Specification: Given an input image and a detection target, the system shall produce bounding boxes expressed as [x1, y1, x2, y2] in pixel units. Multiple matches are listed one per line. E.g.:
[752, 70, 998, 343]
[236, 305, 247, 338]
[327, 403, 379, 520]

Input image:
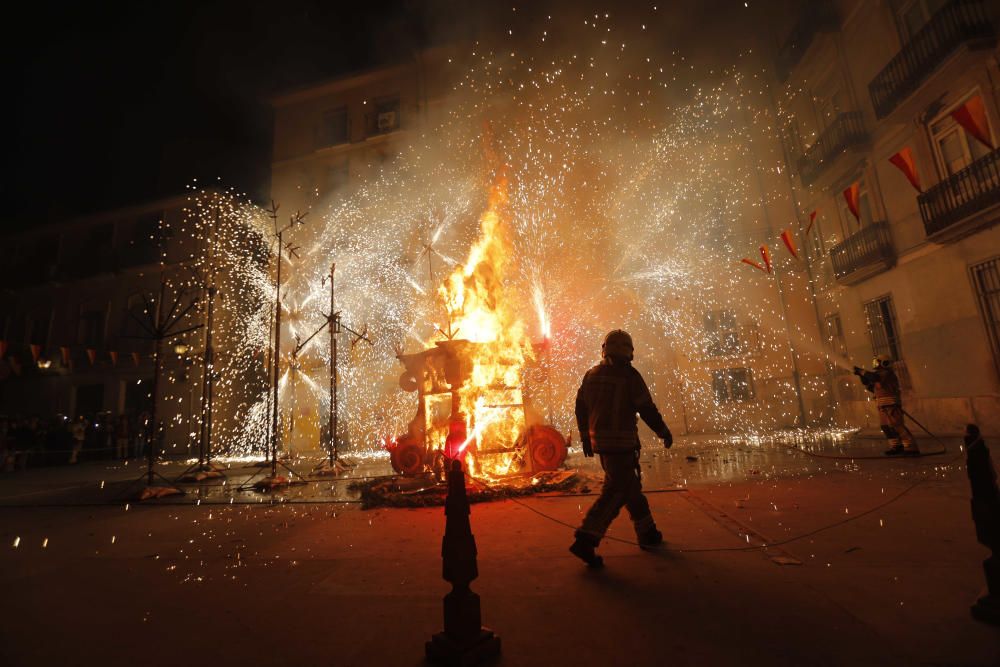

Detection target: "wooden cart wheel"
[526, 425, 567, 471]
[395, 440, 426, 475]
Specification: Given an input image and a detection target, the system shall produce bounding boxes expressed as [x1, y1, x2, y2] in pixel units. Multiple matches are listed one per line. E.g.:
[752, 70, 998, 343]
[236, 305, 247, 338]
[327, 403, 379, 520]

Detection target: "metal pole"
[427, 248, 434, 288]
[147, 280, 165, 486]
[327, 262, 337, 469]
[271, 229, 283, 479]
[204, 288, 215, 463]
[199, 207, 219, 466]
[333, 323, 339, 463]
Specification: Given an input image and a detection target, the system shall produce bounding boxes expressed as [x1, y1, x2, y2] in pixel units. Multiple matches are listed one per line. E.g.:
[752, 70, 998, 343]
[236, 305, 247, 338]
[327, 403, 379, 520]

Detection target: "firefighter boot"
[638, 528, 663, 550]
[569, 532, 604, 568]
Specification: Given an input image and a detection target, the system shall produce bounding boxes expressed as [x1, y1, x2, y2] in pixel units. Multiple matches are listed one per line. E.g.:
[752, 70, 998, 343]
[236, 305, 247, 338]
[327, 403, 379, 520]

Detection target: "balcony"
[796, 112, 868, 187]
[868, 0, 995, 120]
[829, 221, 896, 285]
[775, 1, 839, 81]
[919, 148, 1000, 240]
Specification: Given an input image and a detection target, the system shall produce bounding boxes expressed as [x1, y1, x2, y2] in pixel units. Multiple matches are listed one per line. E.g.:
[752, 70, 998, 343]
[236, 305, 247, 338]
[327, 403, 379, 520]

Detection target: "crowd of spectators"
[0, 411, 152, 471]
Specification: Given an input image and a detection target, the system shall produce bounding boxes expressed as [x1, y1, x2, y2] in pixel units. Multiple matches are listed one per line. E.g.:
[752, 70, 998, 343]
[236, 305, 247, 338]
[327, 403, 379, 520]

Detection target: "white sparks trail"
[160, 10, 840, 458]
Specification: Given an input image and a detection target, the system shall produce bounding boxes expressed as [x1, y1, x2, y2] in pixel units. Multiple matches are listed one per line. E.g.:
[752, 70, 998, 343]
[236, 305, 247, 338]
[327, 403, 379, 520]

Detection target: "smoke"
[196, 2, 845, 455]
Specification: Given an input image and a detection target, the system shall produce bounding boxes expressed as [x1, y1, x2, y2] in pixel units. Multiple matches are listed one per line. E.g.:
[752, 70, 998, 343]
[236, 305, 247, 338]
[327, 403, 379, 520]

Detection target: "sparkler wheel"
[393, 440, 426, 475]
[524, 425, 567, 472]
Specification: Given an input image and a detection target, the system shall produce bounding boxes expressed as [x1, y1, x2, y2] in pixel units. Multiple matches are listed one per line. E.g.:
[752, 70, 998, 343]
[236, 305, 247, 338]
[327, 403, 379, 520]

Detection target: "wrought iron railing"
[868, 0, 995, 119]
[775, 1, 839, 81]
[919, 148, 1000, 236]
[830, 221, 895, 281]
[796, 112, 868, 186]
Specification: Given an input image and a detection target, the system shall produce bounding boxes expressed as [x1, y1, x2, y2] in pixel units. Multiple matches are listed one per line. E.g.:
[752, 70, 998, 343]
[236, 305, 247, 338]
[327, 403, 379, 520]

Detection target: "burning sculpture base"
[351, 469, 595, 509]
[391, 339, 568, 478]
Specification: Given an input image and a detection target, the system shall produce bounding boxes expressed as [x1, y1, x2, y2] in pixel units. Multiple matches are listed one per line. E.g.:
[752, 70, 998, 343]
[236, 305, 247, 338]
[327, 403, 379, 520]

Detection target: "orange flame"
[434, 177, 534, 476]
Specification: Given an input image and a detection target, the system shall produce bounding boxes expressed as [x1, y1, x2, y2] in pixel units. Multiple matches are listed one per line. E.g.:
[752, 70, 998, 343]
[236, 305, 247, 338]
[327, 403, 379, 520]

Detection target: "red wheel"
[395, 441, 426, 475]
[525, 425, 567, 471]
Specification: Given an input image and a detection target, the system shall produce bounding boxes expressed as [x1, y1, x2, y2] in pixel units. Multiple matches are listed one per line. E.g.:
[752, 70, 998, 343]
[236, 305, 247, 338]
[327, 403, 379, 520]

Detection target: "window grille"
[971, 257, 1000, 378]
[863, 295, 901, 360]
[711, 368, 756, 403]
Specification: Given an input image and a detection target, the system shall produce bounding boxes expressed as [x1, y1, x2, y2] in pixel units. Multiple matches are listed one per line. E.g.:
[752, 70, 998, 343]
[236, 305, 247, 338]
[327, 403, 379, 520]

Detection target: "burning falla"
[389, 179, 567, 478]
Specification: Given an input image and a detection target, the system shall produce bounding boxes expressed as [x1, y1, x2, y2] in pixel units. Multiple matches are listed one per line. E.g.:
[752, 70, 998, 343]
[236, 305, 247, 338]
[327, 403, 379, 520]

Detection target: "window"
[317, 107, 348, 147]
[898, 0, 948, 40]
[711, 368, 755, 403]
[119, 213, 162, 268]
[815, 85, 843, 126]
[930, 93, 994, 178]
[822, 313, 849, 371]
[863, 295, 902, 361]
[971, 257, 1000, 378]
[121, 294, 148, 339]
[326, 161, 349, 191]
[78, 303, 107, 347]
[704, 310, 739, 357]
[367, 96, 400, 136]
[837, 180, 874, 237]
[24, 311, 51, 346]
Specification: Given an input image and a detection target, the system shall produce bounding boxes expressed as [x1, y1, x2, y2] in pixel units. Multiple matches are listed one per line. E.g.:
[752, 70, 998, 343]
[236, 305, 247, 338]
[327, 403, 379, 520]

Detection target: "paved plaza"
[1, 434, 998, 666]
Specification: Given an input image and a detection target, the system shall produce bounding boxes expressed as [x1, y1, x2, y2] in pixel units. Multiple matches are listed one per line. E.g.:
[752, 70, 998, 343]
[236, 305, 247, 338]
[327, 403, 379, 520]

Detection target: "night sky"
[3, 0, 777, 232]
[3, 0, 438, 230]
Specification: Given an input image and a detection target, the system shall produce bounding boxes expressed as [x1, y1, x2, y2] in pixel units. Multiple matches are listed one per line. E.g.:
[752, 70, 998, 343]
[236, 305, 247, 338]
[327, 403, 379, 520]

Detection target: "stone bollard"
[426, 459, 501, 665]
[965, 424, 1000, 625]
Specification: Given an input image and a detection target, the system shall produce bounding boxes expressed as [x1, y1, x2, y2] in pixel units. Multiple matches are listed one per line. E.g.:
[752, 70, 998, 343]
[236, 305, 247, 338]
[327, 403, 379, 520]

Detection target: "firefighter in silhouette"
[854, 356, 919, 456]
[569, 330, 673, 567]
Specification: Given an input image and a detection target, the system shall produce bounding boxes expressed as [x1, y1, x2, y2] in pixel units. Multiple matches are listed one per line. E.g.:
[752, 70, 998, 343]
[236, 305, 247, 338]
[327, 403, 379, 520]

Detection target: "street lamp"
[173, 341, 190, 355]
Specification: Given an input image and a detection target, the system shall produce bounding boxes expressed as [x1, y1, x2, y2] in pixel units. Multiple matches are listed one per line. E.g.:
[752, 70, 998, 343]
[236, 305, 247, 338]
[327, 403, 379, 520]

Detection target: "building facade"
[0, 192, 262, 457]
[775, 0, 1000, 435]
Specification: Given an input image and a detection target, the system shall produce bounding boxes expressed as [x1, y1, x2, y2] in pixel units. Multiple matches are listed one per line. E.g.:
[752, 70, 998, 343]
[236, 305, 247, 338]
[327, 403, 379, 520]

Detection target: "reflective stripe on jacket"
[873, 367, 901, 407]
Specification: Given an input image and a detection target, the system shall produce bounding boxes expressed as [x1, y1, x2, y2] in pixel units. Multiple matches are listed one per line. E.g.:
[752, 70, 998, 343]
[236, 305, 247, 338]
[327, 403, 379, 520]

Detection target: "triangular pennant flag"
[0, 340, 7, 359]
[780, 230, 799, 259]
[109, 350, 118, 366]
[86, 348, 97, 366]
[741, 258, 767, 272]
[843, 182, 860, 221]
[60, 346, 71, 367]
[759, 244, 773, 274]
[888, 147, 922, 192]
[951, 95, 994, 150]
[29, 344, 42, 362]
[131, 351, 141, 367]
[805, 210, 818, 235]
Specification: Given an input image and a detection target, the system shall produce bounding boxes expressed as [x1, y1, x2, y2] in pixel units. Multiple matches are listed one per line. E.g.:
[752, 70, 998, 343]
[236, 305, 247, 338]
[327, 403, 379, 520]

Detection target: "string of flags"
[779, 93, 995, 269]
[0, 340, 151, 375]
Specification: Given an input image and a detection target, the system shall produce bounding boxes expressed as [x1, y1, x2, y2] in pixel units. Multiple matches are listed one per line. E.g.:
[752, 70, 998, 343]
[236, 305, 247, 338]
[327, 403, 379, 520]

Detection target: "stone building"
[774, 0, 1000, 435]
[0, 192, 264, 457]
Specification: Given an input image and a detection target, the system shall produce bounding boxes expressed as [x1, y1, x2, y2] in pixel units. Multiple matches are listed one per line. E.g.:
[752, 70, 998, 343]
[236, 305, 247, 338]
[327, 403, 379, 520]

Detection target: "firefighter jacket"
[869, 367, 902, 407]
[575, 358, 670, 453]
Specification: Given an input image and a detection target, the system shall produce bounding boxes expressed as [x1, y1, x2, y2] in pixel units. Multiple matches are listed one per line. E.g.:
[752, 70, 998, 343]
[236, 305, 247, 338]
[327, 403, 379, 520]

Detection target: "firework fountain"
[156, 9, 854, 471]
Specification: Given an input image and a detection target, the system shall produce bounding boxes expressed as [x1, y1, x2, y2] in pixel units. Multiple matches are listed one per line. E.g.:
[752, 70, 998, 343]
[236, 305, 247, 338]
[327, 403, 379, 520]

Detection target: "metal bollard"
[965, 424, 1000, 625]
[426, 459, 501, 664]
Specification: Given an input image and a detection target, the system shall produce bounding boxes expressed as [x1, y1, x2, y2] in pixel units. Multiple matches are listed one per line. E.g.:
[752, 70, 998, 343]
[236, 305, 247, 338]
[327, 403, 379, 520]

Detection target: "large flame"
[434, 178, 535, 475]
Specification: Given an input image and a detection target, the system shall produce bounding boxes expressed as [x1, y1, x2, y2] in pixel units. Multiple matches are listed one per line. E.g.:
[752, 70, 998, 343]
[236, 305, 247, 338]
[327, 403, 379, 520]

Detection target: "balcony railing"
[775, 1, 839, 81]
[796, 112, 868, 186]
[919, 148, 1000, 237]
[830, 221, 895, 284]
[868, 0, 995, 119]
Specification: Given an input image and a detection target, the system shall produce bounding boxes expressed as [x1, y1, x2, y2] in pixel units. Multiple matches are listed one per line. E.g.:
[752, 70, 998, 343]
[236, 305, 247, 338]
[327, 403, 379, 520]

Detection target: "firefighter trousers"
[576, 450, 656, 545]
[879, 404, 917, 450]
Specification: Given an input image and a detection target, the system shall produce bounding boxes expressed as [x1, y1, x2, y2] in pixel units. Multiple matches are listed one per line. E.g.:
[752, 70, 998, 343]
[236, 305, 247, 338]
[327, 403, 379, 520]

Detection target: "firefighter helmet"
[601, 329, 634, 361]
[872, 355, 893, 370]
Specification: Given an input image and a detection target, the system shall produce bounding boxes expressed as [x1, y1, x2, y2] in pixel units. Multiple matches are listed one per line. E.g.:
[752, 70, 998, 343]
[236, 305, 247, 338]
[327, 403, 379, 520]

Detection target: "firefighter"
[854, 356, 919, 456]
[569, 329, 673, 567]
